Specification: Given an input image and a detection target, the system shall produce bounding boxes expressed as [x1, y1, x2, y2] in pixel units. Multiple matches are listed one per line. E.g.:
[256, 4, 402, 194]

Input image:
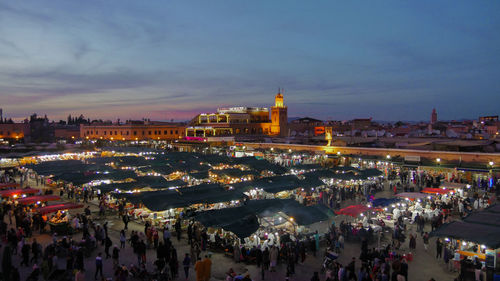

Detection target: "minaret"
[271, 89, 288, 136]
[431, 108, 437, 125]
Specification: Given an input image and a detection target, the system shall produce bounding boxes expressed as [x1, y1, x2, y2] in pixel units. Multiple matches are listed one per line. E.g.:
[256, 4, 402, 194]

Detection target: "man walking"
[95, 253, 103, 280]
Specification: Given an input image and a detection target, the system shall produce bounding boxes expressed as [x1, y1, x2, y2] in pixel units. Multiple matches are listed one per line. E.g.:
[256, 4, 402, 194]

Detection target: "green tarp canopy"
[430, 221, 500, 248]
[210, 169, 259, 178]
[194, 199, 331, 238]
[290, 164, 323, 171]
[96, 178, 187, 192]
[114, 183, 246, 211]
[431, 204, 500, 248]
[52, 170, 136, 185]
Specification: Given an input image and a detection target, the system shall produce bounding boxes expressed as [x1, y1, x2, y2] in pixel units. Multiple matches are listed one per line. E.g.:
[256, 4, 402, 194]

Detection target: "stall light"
[289, 217, 294, 222]
[489, 161, 494, 166]
[462, 242, 467, 246]
[391, 204, 395, 208]
[36, 201, 41, 205]
[386, 155, 391, 159]
[275, 232, 279, 236]
[481, 245, 486, 249]
[360, 213, 364, 217]
[384, 208, 388, 211]
[445, 238, 450, 242]
[436, 158, 441, 163]
[13, 194, 17, 198]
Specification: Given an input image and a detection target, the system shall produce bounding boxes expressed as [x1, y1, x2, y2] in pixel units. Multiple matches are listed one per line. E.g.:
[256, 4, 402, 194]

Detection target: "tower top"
[275, 90, 284, 108]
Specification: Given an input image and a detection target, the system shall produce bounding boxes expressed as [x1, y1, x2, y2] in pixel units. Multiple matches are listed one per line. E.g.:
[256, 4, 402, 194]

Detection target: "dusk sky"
[1, 1, 499, 122]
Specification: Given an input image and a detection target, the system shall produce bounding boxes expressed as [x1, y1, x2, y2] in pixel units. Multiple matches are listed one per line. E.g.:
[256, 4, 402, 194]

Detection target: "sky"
[1, 1, 499, 122]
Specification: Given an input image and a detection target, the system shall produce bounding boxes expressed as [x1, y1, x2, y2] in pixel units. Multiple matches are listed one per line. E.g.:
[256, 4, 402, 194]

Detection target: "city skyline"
[1, 1, 499, 121]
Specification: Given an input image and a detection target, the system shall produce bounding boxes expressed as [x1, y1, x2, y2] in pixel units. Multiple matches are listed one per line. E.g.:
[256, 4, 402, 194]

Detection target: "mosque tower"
[431, 108, 437, 125]
[271, 89, 288, 136]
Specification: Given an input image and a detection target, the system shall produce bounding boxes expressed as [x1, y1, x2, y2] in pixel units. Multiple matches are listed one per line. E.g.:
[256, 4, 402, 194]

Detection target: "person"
[75, 268, 85, 281]
[270, 246, 278, 272]
[194, 257, 204, 281]
[202, 255, 212, 281]
[311, 271, 320, 281]
[31, 238, 40, 264]
[422, 232, 429, 251]
[112, 246, 120, 268]
[183, 253, 191, 280]
[21, 242, 31, 266]
[122, 214, 129, 230]
[474, 257, 482, 281]
[347, 257, 356, 281]
[105, 236, 112, 258]
[120, 230, 126, 249]
[409, 234, 416, 250]
[95, 253, 103, 280]
[436, 239, 443, 259]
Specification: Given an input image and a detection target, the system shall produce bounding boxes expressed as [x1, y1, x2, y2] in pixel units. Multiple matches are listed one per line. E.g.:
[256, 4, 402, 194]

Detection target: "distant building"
[185, 91, 288, 138]
[0, 123, 30, 141]
[80, 120, 185, 141]
[479, 116, 498, 123]
[351, 118, 373, 130]
[431, 108, 437, 124]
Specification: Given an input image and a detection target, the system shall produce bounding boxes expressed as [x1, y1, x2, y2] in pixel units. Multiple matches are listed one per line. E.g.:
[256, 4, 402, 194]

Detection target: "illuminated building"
[271, 90, 288, 137]
[80, 121, 185, 141]
[0, 123, 29, 141]
[185, 91, 288, 137]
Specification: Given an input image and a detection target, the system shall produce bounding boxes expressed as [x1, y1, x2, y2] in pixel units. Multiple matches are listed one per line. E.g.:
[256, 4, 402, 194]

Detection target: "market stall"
[431, 204, 500, 276]
[36, 203, 84, 234]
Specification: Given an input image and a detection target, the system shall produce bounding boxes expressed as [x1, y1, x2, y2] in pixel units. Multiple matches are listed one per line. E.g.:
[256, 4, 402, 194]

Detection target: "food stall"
[431, 204, 500, 278]
[36, 203, 84, 234]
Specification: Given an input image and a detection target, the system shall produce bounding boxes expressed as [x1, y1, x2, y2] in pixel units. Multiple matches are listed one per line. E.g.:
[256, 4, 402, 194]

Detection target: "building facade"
[185, 91, 288, 138]
[0, 123, 30, 141]
[80, 121, 185, 141]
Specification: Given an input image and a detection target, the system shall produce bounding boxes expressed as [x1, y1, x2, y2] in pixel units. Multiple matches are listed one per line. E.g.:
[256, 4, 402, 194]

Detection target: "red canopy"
[395, 192, 430, 199]
[0, 183, 20, 189]
[16, 195, 60, 205]
[36, 203, 84, 214]
[336, 205, 369, 217]
[0, 188, 39, 198]
[421, 188, 452, 195]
